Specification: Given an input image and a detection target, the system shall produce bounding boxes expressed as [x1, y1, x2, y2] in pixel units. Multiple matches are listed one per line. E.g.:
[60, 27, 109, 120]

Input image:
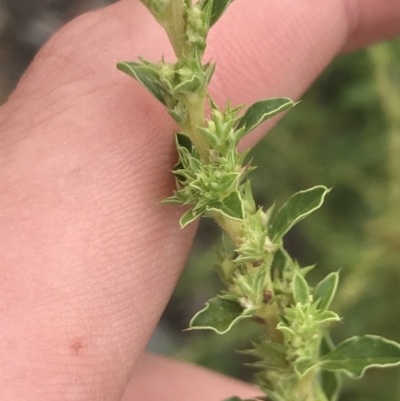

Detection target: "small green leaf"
[189, 297, 249, 334]
[199, 0, 213, 31]
[204, 62, 217, 86]
[159, 195, 184, 205]
[314, 272, 339, 310]
[197, 126, 221, 149]
[202, 0, 235, 27]
[315, 310, 340, 325]
[176, 132, 193, 152]
[173, 72, 202, 94]
[271, 247, 293, 279]
[180, 209, 199, 228]
[321, 335, 400, 378]
[217, 173, 239, 194]
[173, 133, 194, 174]
[241, 181, 256, 215]
[221, 191, 244, 219]
[208, 191, 245, 221]
[293, 274, 310, 305]
[236, 98, 295, 137]
[269, 186, 330, 242]
[117, 61, 166, 105]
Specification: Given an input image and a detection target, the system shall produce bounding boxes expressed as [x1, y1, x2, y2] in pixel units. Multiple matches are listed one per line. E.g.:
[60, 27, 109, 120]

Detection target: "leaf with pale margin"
[159, 195, 184, 205]
[173, 73, 202, 94]
[173, 133, 194, 178]
[117, 61, 166, 105]
[198, 126, 221, 149]
[180, 210, 199, 228]
[294, 357, 318, 378]
[314, 272, 339, 310]
[293, 274, 309, 305]
[269, 186, 330, 242]
[242, 180, 257, 214]
[236, 98, 295, 138]
[321, 335, 400, 378]
[207, 191, 245, 221]
[315, 310, 340, 325]
[272, 247, 293, 279]
[219, 173, 240, 194]
[189, 297, 250, 334]
[176, 132, 193, 152]
[204, 62, 217, 86]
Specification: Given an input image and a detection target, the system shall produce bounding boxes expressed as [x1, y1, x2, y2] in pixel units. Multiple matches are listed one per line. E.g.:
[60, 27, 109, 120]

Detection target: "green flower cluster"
[161, 100, 252, 228]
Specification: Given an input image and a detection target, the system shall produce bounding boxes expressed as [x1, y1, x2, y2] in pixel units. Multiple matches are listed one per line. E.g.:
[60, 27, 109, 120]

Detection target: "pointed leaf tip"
[189, 297, 249, 334]
[207, 0, 235, 27]
[117, 61, 167, 105]
[179, 209, 199, 228]
[236, 98, 295, 138]
[293, 274, 310, 305]
[269, 185, 330, 243]
[314, 272, 339, 310]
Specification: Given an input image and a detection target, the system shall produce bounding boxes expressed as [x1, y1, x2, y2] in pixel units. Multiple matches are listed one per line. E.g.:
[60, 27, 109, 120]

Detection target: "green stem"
[161, 0, 192, 58]
[159, 1, 211, 159]
[259, 302, 283, 343]
[181, 93, 210, 160]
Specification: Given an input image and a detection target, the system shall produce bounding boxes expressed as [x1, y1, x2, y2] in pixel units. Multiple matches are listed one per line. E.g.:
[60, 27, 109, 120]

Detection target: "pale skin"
[0, 0, 399, 400]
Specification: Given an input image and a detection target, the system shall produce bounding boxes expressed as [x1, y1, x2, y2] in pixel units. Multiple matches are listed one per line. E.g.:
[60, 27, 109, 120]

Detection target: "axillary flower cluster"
[117, 1, 400, 400]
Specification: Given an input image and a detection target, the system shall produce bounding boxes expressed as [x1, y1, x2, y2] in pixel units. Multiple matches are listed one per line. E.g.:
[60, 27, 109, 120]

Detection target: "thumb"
[1, 2, 194, 400]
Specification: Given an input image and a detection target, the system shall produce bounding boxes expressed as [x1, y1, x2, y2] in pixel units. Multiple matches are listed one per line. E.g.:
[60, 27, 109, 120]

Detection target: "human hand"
[1, 1, 399, 400]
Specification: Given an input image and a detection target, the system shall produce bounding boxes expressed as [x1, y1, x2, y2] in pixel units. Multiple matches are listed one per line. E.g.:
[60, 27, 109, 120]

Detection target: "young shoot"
[117, 1, 400, 400]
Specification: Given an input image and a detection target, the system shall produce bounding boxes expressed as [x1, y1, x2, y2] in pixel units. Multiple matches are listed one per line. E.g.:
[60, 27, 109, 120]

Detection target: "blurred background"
[1, 1, 400, 400]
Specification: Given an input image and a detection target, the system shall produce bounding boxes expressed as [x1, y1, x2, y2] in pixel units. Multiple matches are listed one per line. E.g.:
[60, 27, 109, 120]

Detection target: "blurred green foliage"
[165, 39, 400, 401]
